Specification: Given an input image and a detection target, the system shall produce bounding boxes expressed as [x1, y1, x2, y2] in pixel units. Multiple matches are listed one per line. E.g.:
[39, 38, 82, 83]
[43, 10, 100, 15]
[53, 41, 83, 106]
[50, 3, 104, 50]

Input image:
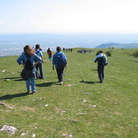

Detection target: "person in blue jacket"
[35, 44, 44, 79]
[52, 46, 67, 85]
[94, 50, 108, 83]
[17, 45, 42, 94]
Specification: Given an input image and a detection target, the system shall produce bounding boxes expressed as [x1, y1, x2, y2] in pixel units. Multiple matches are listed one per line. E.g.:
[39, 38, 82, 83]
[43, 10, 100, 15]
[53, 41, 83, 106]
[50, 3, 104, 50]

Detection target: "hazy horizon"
[0, 33, 138, 57]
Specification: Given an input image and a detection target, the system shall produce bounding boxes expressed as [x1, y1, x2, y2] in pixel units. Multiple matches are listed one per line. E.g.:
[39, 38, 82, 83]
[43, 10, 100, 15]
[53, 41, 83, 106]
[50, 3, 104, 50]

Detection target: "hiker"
[47, 48, 52, 61]
[17, 45, 42, 94]
[52, 46, 67, 85]
[35, 44, 44, 79]
[94, 50, 108, 83]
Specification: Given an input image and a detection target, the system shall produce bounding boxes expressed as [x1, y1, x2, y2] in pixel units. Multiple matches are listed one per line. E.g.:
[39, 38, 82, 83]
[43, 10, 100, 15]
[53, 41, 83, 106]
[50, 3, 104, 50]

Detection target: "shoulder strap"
[36, 50, 39, 55]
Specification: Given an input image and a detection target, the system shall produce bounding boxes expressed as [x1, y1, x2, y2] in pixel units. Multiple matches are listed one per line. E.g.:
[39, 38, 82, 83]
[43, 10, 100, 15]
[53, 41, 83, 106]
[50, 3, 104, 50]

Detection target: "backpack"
[57, 53, 67, 69]
[102, 56, 108, 66]
[25, 58, 34, 70]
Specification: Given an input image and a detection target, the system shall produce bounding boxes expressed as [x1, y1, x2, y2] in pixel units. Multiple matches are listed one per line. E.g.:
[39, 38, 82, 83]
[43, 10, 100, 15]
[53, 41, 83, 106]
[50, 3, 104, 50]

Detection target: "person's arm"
[104, 55, 107, 61]
[34, 54, 42, 66]
[94, 57, 97, 63]
[17, 54, 24, 65]
[39, 51, 44, 62]
[34, 61, 39, 66]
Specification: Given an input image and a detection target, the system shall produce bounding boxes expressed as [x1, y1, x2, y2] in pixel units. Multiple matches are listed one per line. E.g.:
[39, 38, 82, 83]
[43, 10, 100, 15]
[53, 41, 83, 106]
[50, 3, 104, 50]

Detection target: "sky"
[0, 0, 138, 34]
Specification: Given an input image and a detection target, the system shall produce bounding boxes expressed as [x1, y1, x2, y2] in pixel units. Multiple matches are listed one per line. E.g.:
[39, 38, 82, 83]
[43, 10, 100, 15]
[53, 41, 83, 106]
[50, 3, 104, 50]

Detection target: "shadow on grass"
[129, 60, 138, 63]
[91, 69, 97, 71]
[0, 93, 28, 100]
[36, 82, 56, 87]
[1, 77, 23, 81]
[80, 80, 100, 84]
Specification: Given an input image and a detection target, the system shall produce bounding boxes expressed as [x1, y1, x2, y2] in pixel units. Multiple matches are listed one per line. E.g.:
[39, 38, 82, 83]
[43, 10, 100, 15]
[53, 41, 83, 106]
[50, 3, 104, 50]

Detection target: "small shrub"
[106, 51, 112, 56]
[96, 50, 112, 56]
[96, 51, 100, 55]
[132, 50, 138, 58]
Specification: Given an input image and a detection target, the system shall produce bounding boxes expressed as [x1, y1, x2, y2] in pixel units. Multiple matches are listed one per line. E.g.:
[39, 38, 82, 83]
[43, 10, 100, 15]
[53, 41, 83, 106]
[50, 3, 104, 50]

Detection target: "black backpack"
[102, 56, 108, 66]
[25, 57, 34, 70]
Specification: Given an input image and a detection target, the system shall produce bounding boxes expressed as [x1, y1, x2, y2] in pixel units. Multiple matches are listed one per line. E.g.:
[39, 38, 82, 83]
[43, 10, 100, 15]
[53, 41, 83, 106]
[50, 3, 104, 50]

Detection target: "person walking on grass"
[47, 47, 53, 61]
[17, 45, 42, 94]
[94, 50, 108, 83]
[35, 44, 44, 79]
[52, 46, 67, 85]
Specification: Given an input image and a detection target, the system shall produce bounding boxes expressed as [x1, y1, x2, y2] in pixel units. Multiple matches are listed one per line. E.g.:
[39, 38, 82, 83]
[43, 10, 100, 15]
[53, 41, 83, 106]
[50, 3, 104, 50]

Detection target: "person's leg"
[49, 56, 52, 61]
[30, 77, 36, 92]
[39, 63, 44, 79]
[98, 67, 102, 82]
[56, 68, 64, 82]
[35, 64, 39, 78]
[56, 69, 60, 82]
[101, 67, 104, 82]
[26, 78, 31, 92]
[50, 57, 52, 61]
[35, 64, 39, 71]
[60, 68, 64, 82]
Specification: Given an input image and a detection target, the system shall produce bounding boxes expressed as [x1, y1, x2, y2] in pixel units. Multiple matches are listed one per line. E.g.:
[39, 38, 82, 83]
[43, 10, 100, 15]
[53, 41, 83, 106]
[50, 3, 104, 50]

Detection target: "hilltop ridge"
[95, 43, 138, 49]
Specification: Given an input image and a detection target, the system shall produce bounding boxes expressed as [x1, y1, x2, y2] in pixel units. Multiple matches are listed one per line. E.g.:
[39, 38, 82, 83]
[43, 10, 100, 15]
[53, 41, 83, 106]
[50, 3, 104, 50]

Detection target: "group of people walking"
[17, 45, 67, 94]
[17, 45, 107, 94]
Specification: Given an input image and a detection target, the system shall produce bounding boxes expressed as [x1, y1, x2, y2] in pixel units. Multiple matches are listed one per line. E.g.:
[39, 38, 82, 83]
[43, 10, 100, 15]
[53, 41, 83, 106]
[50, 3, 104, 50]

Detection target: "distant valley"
[0, 33, 138, 56]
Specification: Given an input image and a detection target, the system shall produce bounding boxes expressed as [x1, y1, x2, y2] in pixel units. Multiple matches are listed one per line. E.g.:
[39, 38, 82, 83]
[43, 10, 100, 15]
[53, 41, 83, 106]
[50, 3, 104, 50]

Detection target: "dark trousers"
[98, 66, 104, 82]
[36, 63, 44, 79]
[56, 68, 64, 82]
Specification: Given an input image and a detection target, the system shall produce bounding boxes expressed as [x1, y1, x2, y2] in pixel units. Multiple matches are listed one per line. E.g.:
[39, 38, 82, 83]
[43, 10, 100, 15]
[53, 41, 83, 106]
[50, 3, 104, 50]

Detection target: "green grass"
[0, 48, 138, 138]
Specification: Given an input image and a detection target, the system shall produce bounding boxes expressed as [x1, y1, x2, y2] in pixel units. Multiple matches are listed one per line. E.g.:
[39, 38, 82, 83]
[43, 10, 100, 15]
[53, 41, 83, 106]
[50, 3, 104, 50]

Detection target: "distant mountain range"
[95, 43, 138, 49]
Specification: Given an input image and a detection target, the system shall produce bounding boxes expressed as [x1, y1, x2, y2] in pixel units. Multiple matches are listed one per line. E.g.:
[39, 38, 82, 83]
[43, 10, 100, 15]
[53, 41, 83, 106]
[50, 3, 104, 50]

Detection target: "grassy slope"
[0, 48, 138, 138]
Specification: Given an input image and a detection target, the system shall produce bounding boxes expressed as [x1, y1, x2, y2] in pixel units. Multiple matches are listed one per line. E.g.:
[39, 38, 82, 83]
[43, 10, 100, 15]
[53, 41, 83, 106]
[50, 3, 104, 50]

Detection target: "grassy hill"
[0, 48, 138, 137]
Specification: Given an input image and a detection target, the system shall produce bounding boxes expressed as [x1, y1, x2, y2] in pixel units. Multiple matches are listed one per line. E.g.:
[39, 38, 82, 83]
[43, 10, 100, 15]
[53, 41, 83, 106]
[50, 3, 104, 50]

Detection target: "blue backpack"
[57, 53, 67, 69]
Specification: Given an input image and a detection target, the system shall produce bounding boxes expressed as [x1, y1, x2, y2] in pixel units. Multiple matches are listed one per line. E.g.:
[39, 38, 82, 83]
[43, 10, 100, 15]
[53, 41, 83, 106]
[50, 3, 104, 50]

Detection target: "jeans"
[36, 63, 44, 78]
[26, 77, 36, 92]
[56, 68, 64, 82]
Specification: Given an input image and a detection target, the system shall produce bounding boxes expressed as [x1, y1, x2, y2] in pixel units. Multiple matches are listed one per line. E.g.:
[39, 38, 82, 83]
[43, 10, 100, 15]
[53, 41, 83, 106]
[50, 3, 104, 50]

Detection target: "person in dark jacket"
[17, 45, 41, 94]
[52, 46, 67, 85]
[94, 50, 107, 83]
